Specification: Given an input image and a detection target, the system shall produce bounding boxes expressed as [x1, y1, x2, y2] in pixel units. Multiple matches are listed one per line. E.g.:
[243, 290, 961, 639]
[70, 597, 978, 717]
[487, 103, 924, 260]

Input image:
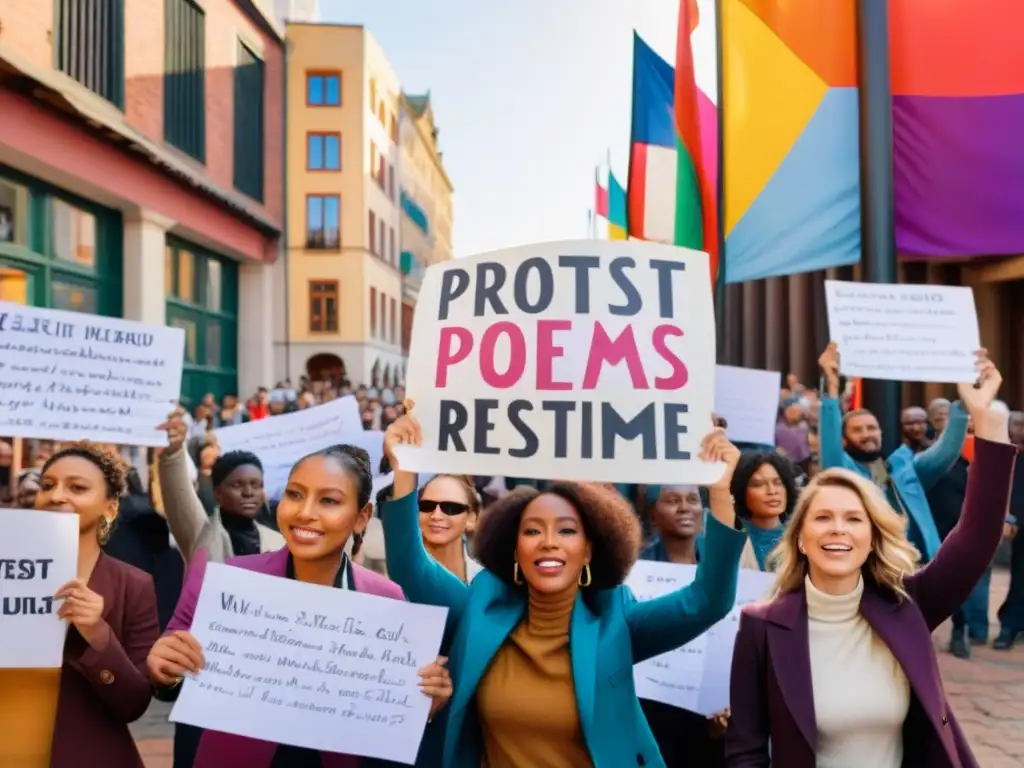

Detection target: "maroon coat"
[726, 436, 1017, 768]
[51, 552, 161, 767]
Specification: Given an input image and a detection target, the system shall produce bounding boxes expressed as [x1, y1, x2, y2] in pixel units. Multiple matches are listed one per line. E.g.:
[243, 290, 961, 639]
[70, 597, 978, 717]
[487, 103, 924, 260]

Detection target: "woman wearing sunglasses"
[418, 475, 483, 584]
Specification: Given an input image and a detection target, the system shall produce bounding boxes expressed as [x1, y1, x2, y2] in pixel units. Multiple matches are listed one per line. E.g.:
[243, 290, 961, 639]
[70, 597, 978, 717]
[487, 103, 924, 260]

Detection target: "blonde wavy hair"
[769, 468, 921, 601]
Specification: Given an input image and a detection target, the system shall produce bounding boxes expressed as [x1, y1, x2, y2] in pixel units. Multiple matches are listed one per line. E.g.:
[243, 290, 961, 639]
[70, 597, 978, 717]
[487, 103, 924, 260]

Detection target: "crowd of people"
[1, 344, 1022, 767]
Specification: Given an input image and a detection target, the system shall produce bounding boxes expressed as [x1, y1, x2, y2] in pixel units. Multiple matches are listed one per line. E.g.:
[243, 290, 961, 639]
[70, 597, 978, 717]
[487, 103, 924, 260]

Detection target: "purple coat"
[166, 548, 405, 768]
[726, 437, 1017, 768]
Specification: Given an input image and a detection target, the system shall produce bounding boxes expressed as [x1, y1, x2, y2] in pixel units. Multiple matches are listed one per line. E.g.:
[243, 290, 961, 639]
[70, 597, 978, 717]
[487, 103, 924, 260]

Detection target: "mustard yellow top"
[475, 587, 593, 768]
[0, 669, 61, 767]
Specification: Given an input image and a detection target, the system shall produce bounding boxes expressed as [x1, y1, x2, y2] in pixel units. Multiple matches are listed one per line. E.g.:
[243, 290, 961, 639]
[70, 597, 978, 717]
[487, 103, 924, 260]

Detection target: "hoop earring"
[97, 517, 112, 546]
[513, 561, 524, 585]
[579, 564, 592, 588]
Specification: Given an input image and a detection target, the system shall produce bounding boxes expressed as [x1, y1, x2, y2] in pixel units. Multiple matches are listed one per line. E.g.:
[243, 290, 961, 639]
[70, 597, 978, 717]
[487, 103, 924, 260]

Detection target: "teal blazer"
[382, 491, 748, 768]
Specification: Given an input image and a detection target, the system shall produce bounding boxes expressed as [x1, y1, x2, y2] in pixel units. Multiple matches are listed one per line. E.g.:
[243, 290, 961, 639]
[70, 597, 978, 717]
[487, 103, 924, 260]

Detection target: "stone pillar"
[238, 261, 276, 396]
[122, 210, 174, 325]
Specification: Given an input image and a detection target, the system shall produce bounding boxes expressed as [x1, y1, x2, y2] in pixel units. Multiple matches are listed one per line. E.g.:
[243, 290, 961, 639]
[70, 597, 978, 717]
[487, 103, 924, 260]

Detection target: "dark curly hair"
[291, 444, 373, 509]
[41, 442, 130, 499]
[211, 450, 263, 488]
[730, 451, 799, 522]
[419, 474, 480, 512]
[471, 481, 642, 591]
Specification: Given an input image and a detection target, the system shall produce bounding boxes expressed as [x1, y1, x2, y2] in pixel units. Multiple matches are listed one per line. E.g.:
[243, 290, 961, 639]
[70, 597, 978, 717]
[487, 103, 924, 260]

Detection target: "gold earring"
[97, 517, 112, 545]
[513, 561, 524, 585]
[579, 564, 592, 587]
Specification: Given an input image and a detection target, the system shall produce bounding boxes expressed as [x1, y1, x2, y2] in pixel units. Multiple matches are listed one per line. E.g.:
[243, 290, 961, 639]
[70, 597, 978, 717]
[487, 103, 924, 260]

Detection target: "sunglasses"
[417, 499, 471, 516]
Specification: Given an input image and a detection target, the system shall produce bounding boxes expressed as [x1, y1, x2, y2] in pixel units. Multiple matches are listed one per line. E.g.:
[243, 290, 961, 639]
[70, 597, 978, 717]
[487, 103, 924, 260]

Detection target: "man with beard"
[816, 342, 968, 561]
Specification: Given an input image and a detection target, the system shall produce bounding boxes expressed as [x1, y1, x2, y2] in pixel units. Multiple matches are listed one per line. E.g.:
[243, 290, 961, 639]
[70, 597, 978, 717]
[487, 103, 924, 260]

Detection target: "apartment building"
[279, 22, 417, 386]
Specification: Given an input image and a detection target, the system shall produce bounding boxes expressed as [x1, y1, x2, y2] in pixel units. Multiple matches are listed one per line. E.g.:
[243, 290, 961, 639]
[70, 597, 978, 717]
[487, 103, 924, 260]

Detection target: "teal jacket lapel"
[443, 595, 522, 766]
[570, 595, 599, 760]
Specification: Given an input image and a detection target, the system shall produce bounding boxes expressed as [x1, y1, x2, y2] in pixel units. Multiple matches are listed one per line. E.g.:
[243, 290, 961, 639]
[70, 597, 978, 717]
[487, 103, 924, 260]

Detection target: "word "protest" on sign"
[396, 240, 723, 485]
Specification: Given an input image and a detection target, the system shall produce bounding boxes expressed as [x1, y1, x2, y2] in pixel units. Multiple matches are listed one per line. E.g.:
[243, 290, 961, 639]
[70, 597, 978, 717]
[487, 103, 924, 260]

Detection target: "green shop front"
[0, 166, 241, 407]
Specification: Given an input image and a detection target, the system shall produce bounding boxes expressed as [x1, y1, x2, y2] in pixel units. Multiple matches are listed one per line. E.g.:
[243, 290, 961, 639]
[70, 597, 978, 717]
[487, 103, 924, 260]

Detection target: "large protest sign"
[0, 302, 185, 446]
[0, 510, 78, 668]
[171, 563, 447, 764]
[824, 281, 980, 384]
[394, 240, 724, 485]
[214, 397, 379, 498]
[714, 365, 780, 446]
[626, 560, 773, 716]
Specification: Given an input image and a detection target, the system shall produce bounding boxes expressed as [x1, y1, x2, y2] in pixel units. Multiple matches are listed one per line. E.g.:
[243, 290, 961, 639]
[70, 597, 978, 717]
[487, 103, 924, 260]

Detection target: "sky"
[319, 0, 715, 258]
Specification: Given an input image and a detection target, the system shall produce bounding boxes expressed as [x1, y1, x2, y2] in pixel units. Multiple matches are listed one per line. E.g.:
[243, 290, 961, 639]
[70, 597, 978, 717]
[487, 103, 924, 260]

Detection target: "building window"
[369, 286, 378, 337]
[307, 72, 341, 106]
[307, 133, 341, 171]
[309, 280, 339, 333]
[379, 291, 387, 341]
[0, 171, 121, 314]
[371, 143, 386, 189]
[388, 227, 395, 265]
[368, 210, 376, 255]
[387, 165, 395, 200]
[306, 195, 340, 250]
[369, 78, 377, 113]
[378, 220, 385, 261]
[165, 236, 238, 403]
[233, 41, 264, 201]
[389, 113, 398, 143]
[55, 0, 125, 107]
[378, 102, 386, 126]
[389, 296, 397, 343]
[164, 0, 206, 162]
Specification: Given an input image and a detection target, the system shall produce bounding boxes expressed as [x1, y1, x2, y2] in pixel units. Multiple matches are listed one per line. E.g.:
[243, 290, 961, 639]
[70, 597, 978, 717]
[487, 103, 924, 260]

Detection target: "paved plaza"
[133, 569, 1024, 768]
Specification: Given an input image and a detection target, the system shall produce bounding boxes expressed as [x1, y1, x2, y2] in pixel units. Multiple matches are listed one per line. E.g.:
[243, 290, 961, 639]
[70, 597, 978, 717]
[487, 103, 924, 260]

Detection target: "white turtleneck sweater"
[805, 575, 910, 768]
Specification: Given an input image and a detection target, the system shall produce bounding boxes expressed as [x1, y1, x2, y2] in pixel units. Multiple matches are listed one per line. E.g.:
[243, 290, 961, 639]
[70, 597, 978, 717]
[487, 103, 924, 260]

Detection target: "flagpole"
[714, 0, 728, 363]
[856, 0, 900, 455]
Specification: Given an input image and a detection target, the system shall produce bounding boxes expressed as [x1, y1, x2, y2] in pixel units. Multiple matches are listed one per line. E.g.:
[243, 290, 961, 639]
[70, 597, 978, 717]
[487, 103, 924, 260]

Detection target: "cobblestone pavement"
[134, 570, 1024, 767]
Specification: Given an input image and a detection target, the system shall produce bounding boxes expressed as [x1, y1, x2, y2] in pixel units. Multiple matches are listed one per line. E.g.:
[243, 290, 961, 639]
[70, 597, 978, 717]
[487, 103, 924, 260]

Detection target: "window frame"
[164, 235, 239, 404]
[163, 0, 206, 163]
[306, 71, 342, 107]
[308, 279, 340, 333]
[307, 132, 341, 172]
[305, 194, 341, 251]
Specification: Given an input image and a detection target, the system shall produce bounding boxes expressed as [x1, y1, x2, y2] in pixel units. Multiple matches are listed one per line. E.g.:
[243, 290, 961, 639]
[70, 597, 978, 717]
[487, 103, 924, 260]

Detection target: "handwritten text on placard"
[626, 560, 773, 716]
[0, 510, 78, 668]
[214, 397, 380, 499]
[824, 281, 980, 384]
[395, 240, 723, 485]
[0, 302, 185, 445]
[170, 564, 447, 764]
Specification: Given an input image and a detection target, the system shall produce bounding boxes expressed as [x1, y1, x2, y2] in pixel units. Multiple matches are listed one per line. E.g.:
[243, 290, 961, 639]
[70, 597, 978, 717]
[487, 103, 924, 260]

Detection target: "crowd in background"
[3, 352, 1024, 766]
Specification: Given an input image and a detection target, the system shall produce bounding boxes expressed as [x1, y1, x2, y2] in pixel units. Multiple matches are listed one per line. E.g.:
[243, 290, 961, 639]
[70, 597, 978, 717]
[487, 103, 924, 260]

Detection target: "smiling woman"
[148, 443, 453, 768]
[380, 407, 750, 768]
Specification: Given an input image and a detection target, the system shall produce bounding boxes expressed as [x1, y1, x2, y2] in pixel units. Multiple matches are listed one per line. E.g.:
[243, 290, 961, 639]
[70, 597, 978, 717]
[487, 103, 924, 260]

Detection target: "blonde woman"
[726, 353, 1015, 768]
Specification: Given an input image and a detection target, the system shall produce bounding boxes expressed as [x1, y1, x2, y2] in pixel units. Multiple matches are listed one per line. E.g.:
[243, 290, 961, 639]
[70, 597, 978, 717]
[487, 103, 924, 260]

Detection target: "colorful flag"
[721, 0, 860, 282]
[608, 171, 628, 240]
[674, 0, 719, 280]
[595, 167, 609, 219]
[890, 1, 1024, 256]
[627, 34, 677, 243]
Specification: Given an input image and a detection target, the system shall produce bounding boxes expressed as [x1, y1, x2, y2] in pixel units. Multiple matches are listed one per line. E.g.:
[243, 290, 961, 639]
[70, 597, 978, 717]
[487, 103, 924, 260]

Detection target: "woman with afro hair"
[380, 406, 749, 768]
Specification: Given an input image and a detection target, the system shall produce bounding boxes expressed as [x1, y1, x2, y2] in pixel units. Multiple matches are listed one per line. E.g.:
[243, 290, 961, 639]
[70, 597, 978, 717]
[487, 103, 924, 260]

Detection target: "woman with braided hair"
[147, 444, 453, 767]
[0, 442, 161, 767]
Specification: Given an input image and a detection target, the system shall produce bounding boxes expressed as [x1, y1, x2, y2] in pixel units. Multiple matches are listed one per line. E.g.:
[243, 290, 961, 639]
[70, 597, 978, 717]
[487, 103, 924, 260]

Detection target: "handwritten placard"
[824, 281, 980, 384]
[0, 302, 185, 445]
[170, 563, 447, 764]
[714, 365, 781, 446]
[395, 239, 724, 485]
[214, 397, 382, 498]
[627, 560, 773, 715]
[0, 509, 78, 668]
